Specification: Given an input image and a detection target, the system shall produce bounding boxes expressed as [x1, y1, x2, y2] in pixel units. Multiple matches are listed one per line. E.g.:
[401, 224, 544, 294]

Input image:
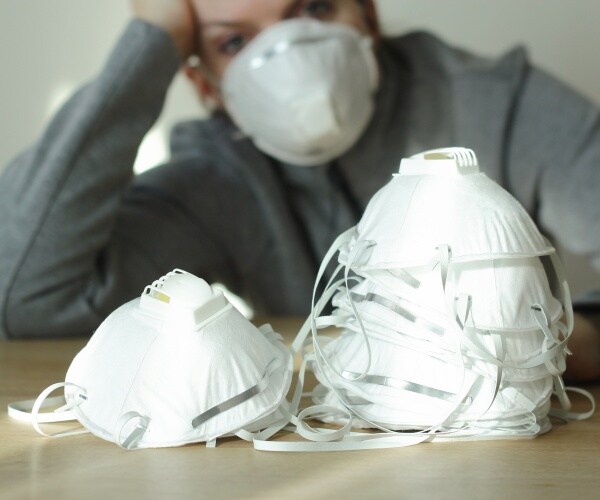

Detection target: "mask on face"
[221, 18, 379, 166]
[9, 270, 292, 449]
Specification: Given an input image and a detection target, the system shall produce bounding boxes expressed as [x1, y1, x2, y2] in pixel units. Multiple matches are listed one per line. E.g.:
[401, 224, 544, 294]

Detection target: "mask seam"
[113, 328, 162, 433]
[491, 260, 503, 330]
[388, 176, 422, 251]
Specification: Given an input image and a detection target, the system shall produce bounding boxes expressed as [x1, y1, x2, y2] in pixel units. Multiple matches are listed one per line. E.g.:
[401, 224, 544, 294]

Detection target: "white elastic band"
[295, 405, 353, 442]
[29, 382, 88, 438]
[8, 396, 74, 423]
[116, 411, 151, 450]
[253, 429, 434, 452]
[531, 304, 568, 376]
[549, 386, 595, 421]
[293, 237, 474, 446]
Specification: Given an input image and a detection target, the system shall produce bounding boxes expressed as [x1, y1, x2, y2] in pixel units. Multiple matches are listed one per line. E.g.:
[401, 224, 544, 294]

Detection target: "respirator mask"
[220, 18, 379, 166]
[9, 270, 292, 449]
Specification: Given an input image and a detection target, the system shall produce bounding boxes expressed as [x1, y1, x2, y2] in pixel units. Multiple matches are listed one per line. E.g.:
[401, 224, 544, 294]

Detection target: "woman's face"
[192, 0, 375, 78]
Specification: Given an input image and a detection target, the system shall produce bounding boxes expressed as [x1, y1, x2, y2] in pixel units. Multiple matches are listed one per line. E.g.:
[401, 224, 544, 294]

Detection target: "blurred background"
[1, 0, 599, 297]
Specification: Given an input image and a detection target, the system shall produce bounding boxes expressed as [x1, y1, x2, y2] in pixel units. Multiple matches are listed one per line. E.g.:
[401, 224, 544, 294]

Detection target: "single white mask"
[221, 18, 379, 166]
[340, 148, 554, 269]
[9, 270, 293, 449]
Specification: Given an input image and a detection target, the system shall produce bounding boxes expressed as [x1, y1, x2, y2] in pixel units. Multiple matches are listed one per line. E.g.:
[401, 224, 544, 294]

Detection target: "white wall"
[1, 0, 599, 294]
[379, 0, 600, 104]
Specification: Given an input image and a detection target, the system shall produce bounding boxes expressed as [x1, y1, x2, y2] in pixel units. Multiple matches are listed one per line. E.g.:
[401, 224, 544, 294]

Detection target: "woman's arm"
[0, 19, 182, 338]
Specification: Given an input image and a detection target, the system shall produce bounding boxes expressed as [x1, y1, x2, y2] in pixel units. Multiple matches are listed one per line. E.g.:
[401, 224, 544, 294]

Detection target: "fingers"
[130, 0, 197, 59]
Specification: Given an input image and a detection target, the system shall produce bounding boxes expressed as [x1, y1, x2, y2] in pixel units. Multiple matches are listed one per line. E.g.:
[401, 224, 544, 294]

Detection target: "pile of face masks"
[292, 148, 584, 444]
[9, 148, 594, 451]
[248, 147, 594, 452]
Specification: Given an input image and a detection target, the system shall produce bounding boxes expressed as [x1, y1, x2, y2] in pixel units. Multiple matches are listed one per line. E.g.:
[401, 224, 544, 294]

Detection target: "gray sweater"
[1, 20, 599, 339]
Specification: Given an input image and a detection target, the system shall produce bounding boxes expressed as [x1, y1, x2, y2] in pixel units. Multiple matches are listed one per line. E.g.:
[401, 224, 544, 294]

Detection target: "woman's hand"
[131, 0, 198, 59]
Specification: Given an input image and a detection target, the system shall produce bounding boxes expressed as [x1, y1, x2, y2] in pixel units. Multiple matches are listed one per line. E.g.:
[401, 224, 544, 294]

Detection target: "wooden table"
[1, 318, 598, 500]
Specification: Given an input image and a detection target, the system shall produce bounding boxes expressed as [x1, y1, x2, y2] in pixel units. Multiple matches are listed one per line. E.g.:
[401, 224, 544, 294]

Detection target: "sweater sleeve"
[505, 65, 600, 308]
[0, 20, 181, 338]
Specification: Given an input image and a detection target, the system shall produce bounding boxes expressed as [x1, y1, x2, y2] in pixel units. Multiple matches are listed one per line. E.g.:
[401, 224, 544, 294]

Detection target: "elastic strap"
[289, 229, 354, 358]
[236, 406, 292, 443]
[552, 375, 572, 411]
[350, 291, 445, 337]
[307, 240, 472, 440]
[387, 268, 421, 288]
[341, 370, 459, 402]
[116, 411, 151, 450]
[441, 258, 505, 432]
[531, 304, 568, 376]
[29, 382, 88, 438]
[452, 294, 508, 367]
[340, 240, 377, 381]
[305, 229, 364, 385]
[548, 386, 595, 421]
[235, 330, 295, 444]
[246, 356, 314, 447]
[294, 405, 353, 442]
[453, 294, 505, 366]
[253, 432, 433, 452]
[8, 396, 74, 424]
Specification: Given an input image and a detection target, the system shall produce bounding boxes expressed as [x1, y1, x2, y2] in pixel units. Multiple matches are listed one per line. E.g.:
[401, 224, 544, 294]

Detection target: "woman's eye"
[219, 34, 248, 56]
[302, 0, 335, 19]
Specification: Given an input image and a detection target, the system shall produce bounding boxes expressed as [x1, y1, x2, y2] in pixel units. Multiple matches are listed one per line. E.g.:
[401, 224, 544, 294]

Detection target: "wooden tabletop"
[1, 317, 598, 500]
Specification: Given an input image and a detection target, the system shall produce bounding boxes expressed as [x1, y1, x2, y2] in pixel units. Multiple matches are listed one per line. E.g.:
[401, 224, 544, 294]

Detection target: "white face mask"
[10, 270, 292, 449]
[342, 148, 555, 269]
[222, 18, 379, 166]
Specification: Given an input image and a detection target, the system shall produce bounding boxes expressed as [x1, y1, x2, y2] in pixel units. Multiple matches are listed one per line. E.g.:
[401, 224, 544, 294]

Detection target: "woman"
[0, 0, 598, 379]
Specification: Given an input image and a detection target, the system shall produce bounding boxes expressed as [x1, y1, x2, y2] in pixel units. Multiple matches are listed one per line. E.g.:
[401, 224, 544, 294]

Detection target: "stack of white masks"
[257, 147, 593, 451]
[9, 270, 292, 449]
